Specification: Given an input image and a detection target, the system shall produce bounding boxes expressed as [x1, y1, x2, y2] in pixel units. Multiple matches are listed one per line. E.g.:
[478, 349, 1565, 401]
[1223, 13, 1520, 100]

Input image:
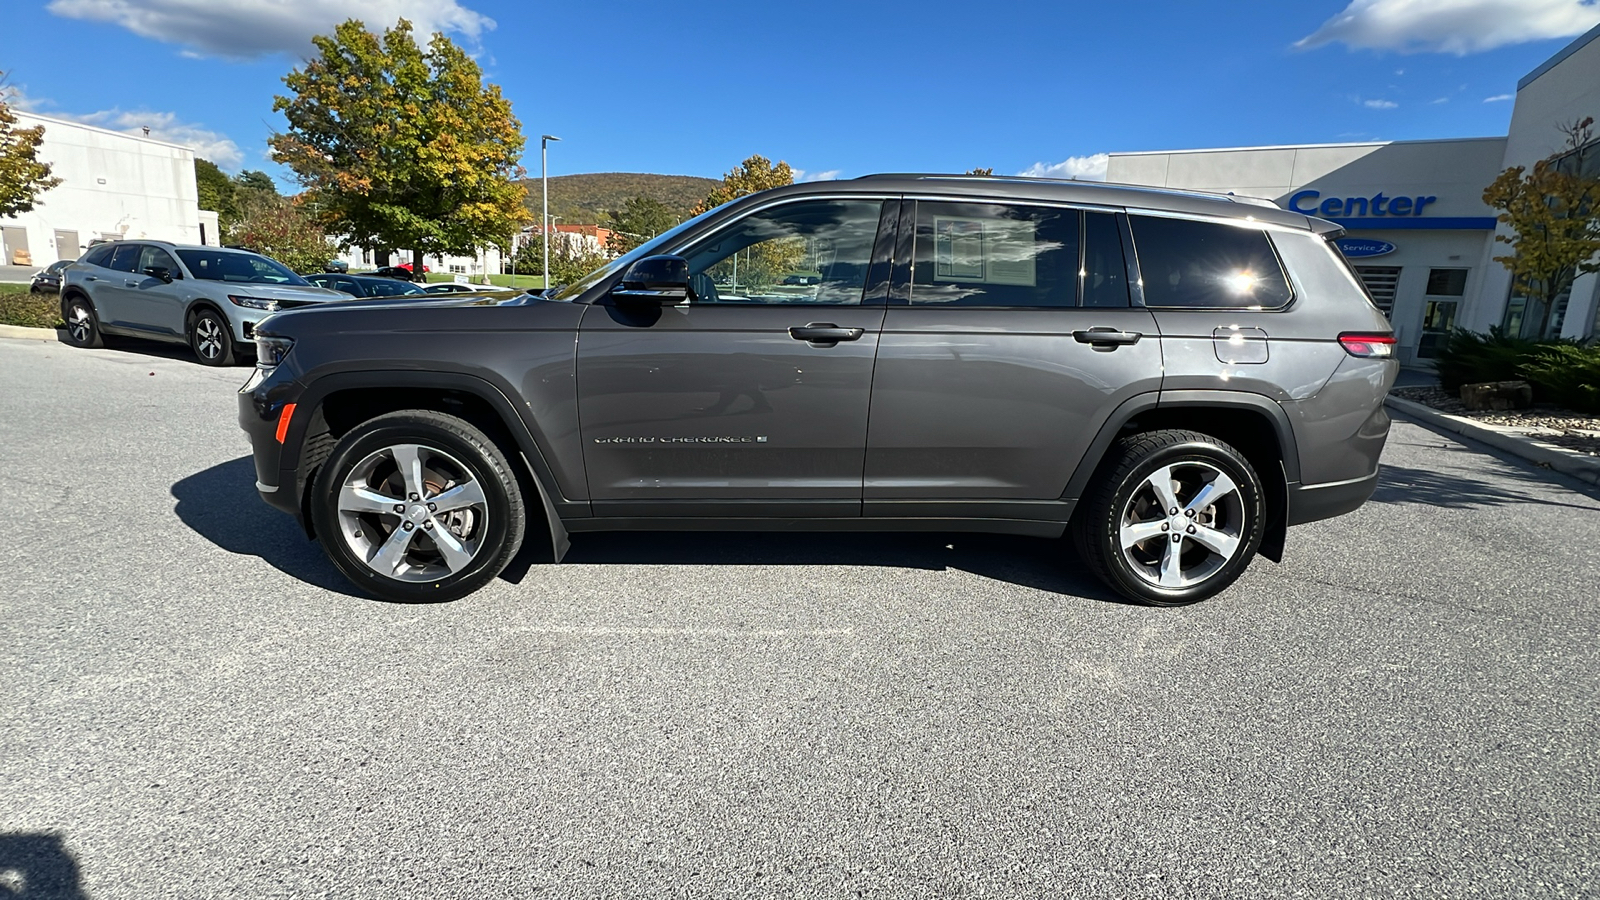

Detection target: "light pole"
[541, 134, 561, 289]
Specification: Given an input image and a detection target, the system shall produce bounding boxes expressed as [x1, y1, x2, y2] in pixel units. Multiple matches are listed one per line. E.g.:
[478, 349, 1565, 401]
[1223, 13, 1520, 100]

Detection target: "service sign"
[1335, 238, 1396, 258]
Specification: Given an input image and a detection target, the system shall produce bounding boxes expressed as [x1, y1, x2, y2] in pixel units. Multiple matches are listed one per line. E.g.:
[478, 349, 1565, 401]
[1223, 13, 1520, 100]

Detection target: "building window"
[1418, 267, 1467, 359]
[449, 264, 466, 274]
[1354, 266, 1401, 317]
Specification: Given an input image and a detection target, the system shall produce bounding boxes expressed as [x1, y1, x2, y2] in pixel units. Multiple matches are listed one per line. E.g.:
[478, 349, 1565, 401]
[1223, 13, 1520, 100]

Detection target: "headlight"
[255, 334, 295, 370]
[229, 295, 279, 311]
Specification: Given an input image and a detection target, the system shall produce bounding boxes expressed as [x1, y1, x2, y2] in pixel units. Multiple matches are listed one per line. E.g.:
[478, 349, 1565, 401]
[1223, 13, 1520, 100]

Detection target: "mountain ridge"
[516, 172, 719, 226]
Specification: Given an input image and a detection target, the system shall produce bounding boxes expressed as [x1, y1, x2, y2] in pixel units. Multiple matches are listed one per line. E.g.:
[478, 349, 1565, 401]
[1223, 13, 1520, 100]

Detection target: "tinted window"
[683, 199, 885, 305]
[79, 243, 116, 268]
[1425, 268, 1467, 296]
[107, 243, 143, 273]
[137, 245, 179, 277]
[174, 249, 309, 286]
[910, 201, 1078, 308]
[1130, 216, 1293, 309]
[1082, 212, 1129, 308]
[364, 279, 425, 297]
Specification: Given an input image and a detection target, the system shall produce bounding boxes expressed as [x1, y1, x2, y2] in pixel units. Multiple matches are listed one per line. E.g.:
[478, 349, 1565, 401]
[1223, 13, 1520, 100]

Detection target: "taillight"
[1338, 332, 1397, 358]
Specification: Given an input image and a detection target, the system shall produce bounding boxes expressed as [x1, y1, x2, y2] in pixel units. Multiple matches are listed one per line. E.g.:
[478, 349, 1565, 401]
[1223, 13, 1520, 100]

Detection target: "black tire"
[188, 306, 236, 366]
[1071, 429, 1265, 606]
[311, 410, 526, 603]
[61, 293, 104, 348]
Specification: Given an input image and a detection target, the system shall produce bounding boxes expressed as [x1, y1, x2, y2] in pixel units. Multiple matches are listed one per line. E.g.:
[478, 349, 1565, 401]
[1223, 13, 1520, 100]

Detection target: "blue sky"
[5, 0, 1599, 191]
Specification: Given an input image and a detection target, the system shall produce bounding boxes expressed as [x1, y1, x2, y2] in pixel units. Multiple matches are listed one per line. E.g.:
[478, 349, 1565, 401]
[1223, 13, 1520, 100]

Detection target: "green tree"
[0, 75, 62, 218]
[1483, 117, 1600, 339]
[269, 18, 530, 272]
[194, 158, 237, 227]
[605, 195, 677, 254]
[966, 167, 995, 176]
[692, 154, 794, 215]
[232, 192, 336, 274]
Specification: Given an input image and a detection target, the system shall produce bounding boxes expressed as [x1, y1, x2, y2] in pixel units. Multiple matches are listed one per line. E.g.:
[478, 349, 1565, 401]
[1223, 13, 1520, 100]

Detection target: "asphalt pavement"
[2, 335, 1596, 899]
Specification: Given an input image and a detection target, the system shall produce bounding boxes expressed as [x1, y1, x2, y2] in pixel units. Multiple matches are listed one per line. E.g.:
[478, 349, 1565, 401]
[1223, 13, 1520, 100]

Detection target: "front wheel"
[310, 410, 526, 603]
[1072, 430, 1265, 606]
[189, 307, 236, 366]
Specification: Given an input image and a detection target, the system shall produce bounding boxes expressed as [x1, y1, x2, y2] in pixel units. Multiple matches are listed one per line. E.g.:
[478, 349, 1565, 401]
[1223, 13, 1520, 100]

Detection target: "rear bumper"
[1286, 470, 1379, 526]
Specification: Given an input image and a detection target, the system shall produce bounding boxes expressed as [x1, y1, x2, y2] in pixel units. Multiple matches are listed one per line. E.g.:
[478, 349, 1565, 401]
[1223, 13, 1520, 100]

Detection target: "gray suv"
[240, 175, 1397, 606]
[60, 241, 346, 365]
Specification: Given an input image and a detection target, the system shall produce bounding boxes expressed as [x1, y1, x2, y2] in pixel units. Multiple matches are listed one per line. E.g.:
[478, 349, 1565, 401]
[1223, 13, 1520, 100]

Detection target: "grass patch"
[421, 272, 546, 289]
[0, 286, 61, 329]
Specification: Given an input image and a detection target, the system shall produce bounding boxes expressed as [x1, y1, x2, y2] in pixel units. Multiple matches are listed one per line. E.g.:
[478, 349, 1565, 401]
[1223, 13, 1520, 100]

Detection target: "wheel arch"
[1065, 390, 1297, 563]
[285, 371, 570, 563]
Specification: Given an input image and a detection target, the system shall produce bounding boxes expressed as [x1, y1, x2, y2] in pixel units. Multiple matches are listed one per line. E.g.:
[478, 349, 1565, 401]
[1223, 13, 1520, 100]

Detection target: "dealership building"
[0, 111, 216, 267]
[1107, 21, 1600, 365]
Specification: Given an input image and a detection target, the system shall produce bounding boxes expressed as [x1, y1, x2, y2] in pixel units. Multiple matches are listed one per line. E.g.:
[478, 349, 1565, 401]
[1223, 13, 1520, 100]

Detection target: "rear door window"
[909, 201, 1079, 307]
[1129, 216, 1293, 309]
[107, 243, 143, 274]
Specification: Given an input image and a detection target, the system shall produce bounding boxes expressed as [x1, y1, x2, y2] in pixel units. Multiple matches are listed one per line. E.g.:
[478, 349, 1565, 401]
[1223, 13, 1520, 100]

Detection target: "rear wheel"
[189, 307, 235, 366]
[1072, 429, 1264, 606]
[61, 295, 103, 348]
[311, 410, 526, 603]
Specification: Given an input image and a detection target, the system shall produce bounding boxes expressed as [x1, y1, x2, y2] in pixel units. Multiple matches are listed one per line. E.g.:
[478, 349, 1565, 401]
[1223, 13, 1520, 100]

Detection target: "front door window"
[682, 199, 885, 305]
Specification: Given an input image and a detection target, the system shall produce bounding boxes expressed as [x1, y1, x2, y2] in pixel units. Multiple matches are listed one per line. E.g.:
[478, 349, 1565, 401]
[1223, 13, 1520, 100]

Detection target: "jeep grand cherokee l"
[240, 175, 1396, 606]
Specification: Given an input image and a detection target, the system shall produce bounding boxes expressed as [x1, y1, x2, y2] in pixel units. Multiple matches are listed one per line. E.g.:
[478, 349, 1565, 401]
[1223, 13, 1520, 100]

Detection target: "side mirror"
[143, 265, 174, 283]
[613, 255, 690, 304]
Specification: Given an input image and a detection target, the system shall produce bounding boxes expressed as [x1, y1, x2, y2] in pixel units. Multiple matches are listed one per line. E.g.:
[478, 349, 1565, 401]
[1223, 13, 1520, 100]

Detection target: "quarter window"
[682, 199, 886, 305]
[910, 201, 1079, 308]
[1130, 216, 1293, 309]
[79, 243, 116, 268]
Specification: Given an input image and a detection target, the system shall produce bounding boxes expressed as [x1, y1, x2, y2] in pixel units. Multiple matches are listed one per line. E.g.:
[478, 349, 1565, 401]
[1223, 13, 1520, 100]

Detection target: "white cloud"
[46, 0, 495, 59]
[1016, 153, 1108, 181]
[11, 89, 242, 167]
[1296, 0, 1600, 55]
[793, 168, 841, 183]
[1364, 98, 1400, 108]
[1484, 93, 1515, 102]
[1432, 96, 1451, 103]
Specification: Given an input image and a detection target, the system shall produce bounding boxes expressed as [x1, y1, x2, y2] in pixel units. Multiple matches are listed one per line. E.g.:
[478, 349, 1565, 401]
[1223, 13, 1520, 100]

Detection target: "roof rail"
[848, 173, 1281, 208]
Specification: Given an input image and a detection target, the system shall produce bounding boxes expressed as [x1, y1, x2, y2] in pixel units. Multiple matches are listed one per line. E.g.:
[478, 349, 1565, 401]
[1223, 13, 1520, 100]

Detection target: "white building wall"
[1465, 22, 1600, 338]
[0, 112, 202, 265]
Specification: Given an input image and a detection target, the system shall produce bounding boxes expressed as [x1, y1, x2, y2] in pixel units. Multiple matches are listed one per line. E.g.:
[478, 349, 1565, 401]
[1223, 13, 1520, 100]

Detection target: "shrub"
[1521, 344, 1600, 413]
[1432, 327, 1550, 392]
[0, 287, 61, 329]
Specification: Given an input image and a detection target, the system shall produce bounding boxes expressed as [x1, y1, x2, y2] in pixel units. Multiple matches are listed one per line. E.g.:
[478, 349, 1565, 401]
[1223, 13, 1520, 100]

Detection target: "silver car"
[59, 241, 348, 365]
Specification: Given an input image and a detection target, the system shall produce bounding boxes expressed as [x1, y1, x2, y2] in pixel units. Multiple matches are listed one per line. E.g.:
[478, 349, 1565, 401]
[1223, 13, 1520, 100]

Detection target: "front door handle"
[789, 323, 865, 344]
[1073, 327, 1143, 348]
[125, 280, 140, 287]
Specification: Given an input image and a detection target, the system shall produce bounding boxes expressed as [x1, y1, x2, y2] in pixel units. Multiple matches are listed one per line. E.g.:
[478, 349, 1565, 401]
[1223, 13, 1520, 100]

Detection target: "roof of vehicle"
[740, 174, 1317, 231]
[109, 240, 275, 255]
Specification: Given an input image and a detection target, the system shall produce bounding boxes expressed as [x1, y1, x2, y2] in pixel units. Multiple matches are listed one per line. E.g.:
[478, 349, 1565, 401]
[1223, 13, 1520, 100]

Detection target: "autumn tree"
[270, 19, 530, 271]
[233, 193, 336, 274]
[966, 167, 995, 176]
[605, 195, 677, 254]
[1483, 117, 1600, 338]
[0, 75, 61, 218]
[692, 154, 794, 215]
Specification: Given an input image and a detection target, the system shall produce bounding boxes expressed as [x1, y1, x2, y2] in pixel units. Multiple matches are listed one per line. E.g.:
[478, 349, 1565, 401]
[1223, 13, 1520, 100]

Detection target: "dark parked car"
[324, 260, 350, 273]
[242, 175, 1396, 606]
[30, 259, 72, 294]
[370, 266, 422, 282]
[422, 282, 483, 294]
[305, 273, 429, 298]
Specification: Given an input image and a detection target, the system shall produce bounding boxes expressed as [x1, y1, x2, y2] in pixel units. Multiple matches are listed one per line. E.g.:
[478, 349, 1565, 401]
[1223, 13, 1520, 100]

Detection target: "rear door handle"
[789, 323, 865, 344]
[1073, 327, 1142, 348]
[125, 280, 140, 287]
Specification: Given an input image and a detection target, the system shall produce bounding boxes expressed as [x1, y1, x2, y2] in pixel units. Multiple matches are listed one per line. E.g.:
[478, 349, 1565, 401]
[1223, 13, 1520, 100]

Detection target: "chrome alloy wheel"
[1118, 461, 1246, 590]
[336, 443, 490, 582]
[194, 316, 224, 359]
[67, 303, 93, 343]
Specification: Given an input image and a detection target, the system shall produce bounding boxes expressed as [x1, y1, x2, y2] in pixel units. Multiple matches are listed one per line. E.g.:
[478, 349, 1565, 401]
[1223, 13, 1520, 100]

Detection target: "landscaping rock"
[1461, 380, 1533, 411]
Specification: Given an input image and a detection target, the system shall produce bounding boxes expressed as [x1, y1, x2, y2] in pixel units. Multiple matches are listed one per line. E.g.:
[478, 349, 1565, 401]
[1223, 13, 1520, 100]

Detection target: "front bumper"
[239, 376, 301, 519]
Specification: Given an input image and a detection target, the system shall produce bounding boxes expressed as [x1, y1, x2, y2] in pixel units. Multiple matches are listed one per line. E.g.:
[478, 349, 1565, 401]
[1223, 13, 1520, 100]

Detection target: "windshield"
[175, 249, 310, 286]
[550, 204, 728, 301]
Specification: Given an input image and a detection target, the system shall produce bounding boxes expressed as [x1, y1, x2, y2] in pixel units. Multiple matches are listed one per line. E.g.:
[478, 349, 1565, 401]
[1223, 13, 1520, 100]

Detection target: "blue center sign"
[1335, 238, 1396, 258]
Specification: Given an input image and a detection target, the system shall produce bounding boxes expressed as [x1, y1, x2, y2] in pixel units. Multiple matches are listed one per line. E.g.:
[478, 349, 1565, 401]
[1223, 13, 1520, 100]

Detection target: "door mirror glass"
[613, 255, 691, 303]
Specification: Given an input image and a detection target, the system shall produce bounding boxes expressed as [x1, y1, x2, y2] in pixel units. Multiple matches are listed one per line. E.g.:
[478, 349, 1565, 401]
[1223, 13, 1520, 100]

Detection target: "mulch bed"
[1391, 385, 1600, 456]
